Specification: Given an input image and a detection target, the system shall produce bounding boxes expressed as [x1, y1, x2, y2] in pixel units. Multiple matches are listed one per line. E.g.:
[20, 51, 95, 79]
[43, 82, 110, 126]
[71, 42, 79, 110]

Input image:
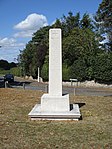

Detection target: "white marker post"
[37, 67, 40, 82]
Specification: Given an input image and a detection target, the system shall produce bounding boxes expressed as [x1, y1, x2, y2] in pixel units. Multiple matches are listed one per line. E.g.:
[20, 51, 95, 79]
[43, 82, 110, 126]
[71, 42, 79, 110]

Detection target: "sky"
[0, 0, 102, 62]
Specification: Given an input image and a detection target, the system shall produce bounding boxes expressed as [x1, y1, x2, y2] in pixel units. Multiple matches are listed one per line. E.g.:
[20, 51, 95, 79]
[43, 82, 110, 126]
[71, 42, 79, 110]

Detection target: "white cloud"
[0, 37, 16, 47]
[14, 13, 48, 38]
[0, 13, 48, 61]
[0, 48, 20, 62]
[0, 37, 25, 48]
[13, 30, 33, 38]
[0, 37, 26, 62]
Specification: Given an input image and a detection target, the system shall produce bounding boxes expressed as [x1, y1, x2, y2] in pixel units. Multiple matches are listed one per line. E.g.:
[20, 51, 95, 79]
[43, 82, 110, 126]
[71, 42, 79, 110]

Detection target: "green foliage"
[62, 64, 70, 81]
[19, 26, 50, 78]
[95, 0, 112, 50]
[70, 59, 87, 81]
[41, 56, 49, 81]
[63, 27, 99, 66]
[62, 12, 80, 34]
[0, 60, 18, 76]
[41, 63, 71, 81]
[19, 10, 112, 83]
[94, 52, 112, 82]
[9, 62, 17, 69]
[52, 19, 62, 28]
[0, 60, 10, 70]
[0, 69, 10, 76]
[19, 43, 35, 76]
[10, 67, 21, 77]
[80, 13, 94, 29]
[0, 67, 21, 77]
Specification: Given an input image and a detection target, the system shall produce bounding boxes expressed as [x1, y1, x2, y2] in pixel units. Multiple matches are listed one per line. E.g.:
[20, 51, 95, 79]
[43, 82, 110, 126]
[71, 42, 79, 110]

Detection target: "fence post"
[5, 81, 8, 88]
[74, 87, 76, 96]
[23, 83, 25, 90]
[45, 84, 48, 93]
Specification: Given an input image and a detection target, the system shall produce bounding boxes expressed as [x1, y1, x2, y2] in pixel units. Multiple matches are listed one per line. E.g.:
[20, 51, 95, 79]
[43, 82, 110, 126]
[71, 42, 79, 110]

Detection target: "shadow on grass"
[75, 102, 86, 108]
[77, 103, 85, 120]
[104, 94, 112, 97]
[70, 103, 85, 110]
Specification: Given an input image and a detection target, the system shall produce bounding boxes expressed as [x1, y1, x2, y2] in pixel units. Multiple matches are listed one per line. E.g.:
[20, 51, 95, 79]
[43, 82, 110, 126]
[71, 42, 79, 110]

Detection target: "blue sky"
[0, 0, 102, 62]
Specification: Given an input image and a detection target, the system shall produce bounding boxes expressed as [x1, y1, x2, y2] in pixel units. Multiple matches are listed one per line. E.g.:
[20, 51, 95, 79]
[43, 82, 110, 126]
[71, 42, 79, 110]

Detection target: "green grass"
[0, 88, 112, 149]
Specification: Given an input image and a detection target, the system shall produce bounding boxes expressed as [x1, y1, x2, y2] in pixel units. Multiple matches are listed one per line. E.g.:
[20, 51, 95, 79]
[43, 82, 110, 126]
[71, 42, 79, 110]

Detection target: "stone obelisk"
[49, 29, 62, 96]
[41, 29, 69, 112]
[28, 28, 80, 120]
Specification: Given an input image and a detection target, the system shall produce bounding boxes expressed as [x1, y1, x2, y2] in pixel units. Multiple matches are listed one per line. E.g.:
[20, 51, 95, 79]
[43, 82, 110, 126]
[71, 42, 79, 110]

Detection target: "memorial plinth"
[28, 29, 81, 120]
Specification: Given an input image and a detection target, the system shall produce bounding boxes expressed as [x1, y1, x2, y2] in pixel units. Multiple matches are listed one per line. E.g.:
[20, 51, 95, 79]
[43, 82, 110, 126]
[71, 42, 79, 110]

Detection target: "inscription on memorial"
[51, 30, 60, 39]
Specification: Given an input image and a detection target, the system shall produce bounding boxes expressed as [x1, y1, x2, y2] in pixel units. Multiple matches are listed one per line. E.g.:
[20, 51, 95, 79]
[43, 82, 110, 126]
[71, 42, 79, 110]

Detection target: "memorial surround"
[28, 28, 81, 120]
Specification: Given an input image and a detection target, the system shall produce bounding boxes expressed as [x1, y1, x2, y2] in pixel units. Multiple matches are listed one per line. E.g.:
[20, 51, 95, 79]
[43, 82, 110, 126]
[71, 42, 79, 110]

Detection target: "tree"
[32, 26, 50, 46]
[41, 55, 49, 81]
[0, 60, 10, 70]
[63, 27, 100, 66]
[32, 43, 48, 78]
[93, 52, 112, 82]
[9, 62, 17, 69]
[95, 0, 112, 50]
[61, 12, 80, 36]
[19, 26, 49, 77]
[52, 19, 62, 28]
[70, 59, 87, 81]
[19, 43, 34, 76]
[20, 10, 111, 82]
[80, 13, 94, 29]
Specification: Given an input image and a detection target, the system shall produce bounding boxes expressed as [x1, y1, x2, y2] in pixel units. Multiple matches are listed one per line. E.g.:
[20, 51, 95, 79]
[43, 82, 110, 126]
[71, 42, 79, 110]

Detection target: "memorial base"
[29, 94, 81, 120]
[28, 104, 80, 120]
[29, 104, 81, 120]
[41, 94, 70, 112]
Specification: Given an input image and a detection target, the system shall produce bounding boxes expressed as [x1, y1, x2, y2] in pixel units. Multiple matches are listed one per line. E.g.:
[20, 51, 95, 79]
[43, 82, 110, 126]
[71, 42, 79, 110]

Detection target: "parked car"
[4, 74, 14, 82]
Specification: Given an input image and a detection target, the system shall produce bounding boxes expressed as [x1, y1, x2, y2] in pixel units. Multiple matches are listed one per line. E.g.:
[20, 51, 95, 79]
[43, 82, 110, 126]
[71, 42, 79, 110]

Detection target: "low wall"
[62, 80, 112, 88]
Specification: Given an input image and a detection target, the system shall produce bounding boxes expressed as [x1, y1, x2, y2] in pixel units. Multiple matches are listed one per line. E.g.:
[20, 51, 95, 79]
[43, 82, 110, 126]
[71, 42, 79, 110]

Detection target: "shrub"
[10, 67, 21, 77]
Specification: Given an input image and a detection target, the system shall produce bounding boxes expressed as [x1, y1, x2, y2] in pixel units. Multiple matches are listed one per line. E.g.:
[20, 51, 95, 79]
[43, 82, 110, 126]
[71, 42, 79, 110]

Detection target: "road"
[0, 76, 112, 97]
[24, 84, 112, 97]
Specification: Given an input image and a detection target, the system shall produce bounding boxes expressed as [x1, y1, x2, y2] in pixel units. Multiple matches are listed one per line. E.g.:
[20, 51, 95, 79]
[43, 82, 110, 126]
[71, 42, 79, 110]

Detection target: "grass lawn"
[0, 88, 112, 149]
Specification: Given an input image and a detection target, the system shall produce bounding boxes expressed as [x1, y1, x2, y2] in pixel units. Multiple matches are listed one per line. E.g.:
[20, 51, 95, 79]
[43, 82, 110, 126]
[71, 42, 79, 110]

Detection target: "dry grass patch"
[0, 88, 112, 149]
